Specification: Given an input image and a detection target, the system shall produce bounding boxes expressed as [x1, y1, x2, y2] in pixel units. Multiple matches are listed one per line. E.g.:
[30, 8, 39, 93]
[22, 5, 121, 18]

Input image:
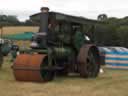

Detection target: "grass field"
[1, 26, 39, 35]
[0, 57, 128, 96]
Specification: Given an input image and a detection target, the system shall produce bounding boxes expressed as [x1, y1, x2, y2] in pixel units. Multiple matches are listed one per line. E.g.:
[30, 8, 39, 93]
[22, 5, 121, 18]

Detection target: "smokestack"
[39, 7, 49, 33]
[31, 7, 49, 49]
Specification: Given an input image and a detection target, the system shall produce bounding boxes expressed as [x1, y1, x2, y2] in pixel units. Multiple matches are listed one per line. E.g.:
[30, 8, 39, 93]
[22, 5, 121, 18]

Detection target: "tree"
[116, 26, 128, 47]
[0, 15, 7, 21]
[6, 15, 19, 24]
[94, 24, 118, 46]
[97, 14, 108, 21]
[0, 15, 20, 26]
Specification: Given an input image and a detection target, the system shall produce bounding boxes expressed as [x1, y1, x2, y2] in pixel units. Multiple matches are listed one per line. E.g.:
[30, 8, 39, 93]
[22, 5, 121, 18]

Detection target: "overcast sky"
[0, 0, 128, 21]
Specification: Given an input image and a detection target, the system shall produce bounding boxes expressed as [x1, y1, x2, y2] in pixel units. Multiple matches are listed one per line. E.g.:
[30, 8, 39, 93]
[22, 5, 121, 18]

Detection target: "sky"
[0, 0, 128, 21]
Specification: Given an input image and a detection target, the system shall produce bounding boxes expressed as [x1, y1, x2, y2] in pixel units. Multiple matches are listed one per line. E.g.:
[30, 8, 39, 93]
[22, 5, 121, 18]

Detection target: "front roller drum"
[12, 54, 54, 82]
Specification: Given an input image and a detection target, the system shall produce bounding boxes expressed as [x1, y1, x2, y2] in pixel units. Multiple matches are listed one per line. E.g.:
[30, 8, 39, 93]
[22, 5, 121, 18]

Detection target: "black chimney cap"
[40, 7, 49, 12]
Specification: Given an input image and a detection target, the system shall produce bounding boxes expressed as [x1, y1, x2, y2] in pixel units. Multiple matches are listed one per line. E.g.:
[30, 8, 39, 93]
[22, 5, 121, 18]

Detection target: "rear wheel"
[86, 49, 100, 77]
[78, 45, 100, 78]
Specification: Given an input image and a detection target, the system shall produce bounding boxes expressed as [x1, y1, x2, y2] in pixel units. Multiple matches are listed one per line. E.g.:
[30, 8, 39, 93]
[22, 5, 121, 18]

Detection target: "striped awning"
[99, 47, 128, 70]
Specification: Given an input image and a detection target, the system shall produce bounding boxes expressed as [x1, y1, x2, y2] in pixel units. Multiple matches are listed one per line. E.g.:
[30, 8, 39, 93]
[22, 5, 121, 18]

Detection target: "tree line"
[0, 15, 36, 27]
[92, 14, 128, 47]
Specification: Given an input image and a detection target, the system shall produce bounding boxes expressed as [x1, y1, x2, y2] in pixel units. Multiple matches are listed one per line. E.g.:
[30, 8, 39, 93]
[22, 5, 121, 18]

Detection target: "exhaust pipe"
[31, 7, 49, 49]
[39, 7, 49, 33]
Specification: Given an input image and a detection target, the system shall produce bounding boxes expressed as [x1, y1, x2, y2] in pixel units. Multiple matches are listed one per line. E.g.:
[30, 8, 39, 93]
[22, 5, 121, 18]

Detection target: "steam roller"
[12, 7, 101, 82]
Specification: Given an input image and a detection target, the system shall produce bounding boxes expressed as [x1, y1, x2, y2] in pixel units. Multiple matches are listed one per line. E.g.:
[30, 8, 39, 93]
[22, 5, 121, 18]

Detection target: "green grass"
[0, 57, 128, 96]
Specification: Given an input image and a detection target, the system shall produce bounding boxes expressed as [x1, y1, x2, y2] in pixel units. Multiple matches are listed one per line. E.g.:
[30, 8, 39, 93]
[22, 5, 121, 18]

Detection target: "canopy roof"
[30, 11, 106, 25]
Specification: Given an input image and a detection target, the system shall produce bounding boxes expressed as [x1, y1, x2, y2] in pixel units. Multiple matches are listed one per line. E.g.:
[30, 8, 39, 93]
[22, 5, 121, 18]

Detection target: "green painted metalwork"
[1, 43, 11, 56]
[73, 31, 85, 51]
[53, 47, 72, 58]
[19, 49, 48, 54]
[3, 32, 34, 40]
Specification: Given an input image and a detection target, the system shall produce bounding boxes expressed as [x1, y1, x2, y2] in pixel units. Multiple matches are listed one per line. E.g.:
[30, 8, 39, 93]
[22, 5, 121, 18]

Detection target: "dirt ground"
[0, 57, 128, 96]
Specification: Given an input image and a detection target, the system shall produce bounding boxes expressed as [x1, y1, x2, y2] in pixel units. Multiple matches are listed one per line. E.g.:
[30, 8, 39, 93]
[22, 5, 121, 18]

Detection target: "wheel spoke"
[86, 51, 97, 77]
